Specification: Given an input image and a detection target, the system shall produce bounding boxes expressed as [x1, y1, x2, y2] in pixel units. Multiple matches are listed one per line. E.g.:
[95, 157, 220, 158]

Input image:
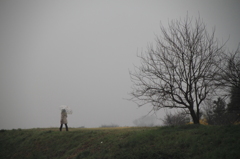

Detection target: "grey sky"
[0, 0, 240, 129]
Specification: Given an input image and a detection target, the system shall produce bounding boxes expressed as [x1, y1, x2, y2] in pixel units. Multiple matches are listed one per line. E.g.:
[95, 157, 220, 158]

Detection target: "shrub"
[163, 111, 190, 126]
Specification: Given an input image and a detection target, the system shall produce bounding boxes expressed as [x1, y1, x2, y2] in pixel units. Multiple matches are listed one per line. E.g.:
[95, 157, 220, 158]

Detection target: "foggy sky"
[0, 0, 240, 129]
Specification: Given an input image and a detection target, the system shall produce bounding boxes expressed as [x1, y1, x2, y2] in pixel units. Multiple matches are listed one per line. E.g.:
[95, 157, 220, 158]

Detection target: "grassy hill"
[1, 125, 240, 159]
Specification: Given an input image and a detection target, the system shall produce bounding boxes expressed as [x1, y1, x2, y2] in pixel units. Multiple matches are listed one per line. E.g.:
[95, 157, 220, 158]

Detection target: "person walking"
[60, 109, 68, 131]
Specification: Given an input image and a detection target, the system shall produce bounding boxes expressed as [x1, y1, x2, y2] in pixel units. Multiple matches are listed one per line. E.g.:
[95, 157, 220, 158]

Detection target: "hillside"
[1, 125, 240, 159]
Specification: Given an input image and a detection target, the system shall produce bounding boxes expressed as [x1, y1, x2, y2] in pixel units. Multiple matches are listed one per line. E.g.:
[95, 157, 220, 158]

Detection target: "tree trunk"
[189, 108, 200, 124]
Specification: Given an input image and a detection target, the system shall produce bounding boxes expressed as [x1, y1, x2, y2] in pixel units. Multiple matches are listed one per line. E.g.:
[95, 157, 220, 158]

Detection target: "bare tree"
[129, 16, 226, 124]
[214, 48, 240, 122]
[215, 47, 240, 90]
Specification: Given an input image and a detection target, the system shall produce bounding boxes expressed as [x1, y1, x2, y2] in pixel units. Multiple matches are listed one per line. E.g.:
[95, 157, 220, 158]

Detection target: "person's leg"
[65, 124, 68, 131]
[59, 124, 63, 131]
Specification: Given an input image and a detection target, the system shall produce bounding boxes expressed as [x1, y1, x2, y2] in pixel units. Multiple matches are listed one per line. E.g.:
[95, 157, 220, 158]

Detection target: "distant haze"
[0, 0, 240, 129]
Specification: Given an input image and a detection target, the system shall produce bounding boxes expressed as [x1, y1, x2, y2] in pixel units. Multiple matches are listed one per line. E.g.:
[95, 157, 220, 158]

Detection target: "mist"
[0, 0, 240, 129]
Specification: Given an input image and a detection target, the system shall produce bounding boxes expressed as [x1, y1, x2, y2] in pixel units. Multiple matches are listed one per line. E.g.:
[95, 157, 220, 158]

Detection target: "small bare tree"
[130, 16, 225, 124]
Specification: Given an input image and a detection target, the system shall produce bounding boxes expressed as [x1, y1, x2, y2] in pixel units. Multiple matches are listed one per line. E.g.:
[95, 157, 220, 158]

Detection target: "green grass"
[1, 125, 240, 159]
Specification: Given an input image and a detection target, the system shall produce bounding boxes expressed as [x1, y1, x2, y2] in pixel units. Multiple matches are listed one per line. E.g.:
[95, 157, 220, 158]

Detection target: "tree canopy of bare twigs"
[215, 47, 240, 91]
[129, 16, 226, 124]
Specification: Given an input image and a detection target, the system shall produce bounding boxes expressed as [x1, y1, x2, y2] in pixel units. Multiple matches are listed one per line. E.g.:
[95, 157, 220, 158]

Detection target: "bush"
[162, 111, 190, 126]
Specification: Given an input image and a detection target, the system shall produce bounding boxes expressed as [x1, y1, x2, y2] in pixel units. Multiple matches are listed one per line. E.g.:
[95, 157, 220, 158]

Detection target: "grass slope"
[1, 125, 240, 159]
